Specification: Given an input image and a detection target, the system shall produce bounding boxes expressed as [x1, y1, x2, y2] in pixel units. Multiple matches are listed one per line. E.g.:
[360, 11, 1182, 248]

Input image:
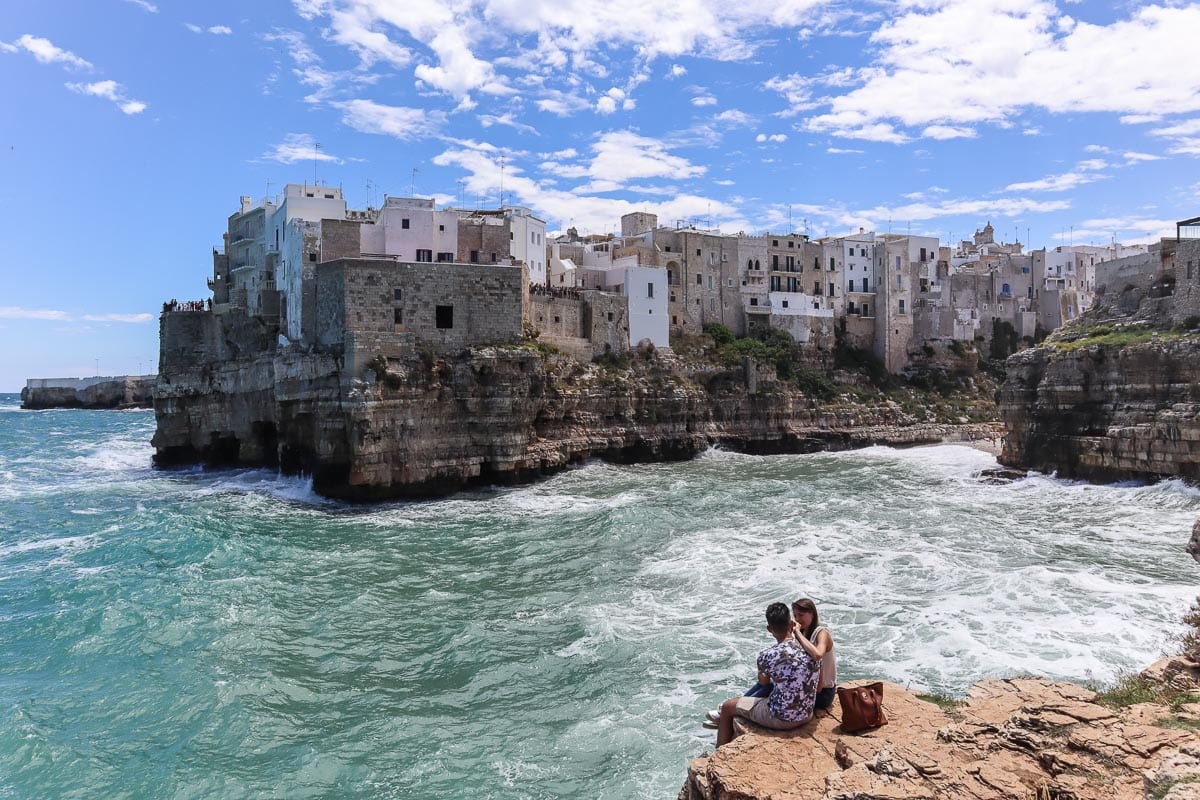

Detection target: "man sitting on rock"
[715, 602, 819, 747]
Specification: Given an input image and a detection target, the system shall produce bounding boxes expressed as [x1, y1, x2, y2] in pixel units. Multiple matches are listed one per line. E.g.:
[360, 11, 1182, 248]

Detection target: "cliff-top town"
[186, 181, 1197, 377]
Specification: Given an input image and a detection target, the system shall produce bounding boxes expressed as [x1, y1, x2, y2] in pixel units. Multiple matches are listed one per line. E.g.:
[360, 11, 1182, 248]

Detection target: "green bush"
[702, 322, 736, 346]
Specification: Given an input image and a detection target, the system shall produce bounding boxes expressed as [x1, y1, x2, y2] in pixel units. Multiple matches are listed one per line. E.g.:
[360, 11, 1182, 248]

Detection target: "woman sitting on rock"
[790, 597, 837, 711]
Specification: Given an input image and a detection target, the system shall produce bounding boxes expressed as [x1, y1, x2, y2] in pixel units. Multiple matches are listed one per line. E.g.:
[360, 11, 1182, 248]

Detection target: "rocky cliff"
[153, 312, 1000, 501]
[679, 660, 1200, 800]
[21, 375, 155, 409]
[998, 238, 1200, 482]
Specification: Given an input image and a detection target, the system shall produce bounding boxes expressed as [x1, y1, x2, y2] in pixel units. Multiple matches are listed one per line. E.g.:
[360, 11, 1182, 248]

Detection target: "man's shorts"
[734, 696, 809, 730]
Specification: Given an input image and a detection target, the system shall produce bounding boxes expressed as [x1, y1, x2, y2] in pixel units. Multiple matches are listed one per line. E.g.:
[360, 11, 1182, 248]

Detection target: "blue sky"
[2, 0, 1199, 391]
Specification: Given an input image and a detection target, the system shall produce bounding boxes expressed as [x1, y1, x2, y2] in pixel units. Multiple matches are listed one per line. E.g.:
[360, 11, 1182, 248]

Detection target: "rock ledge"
[680, 662, 1200, 800]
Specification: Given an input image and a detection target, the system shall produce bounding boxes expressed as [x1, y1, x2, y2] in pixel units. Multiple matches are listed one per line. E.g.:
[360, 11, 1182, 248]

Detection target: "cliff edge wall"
[999, 237, 1200, 482]
[153, 310, 1000, 501]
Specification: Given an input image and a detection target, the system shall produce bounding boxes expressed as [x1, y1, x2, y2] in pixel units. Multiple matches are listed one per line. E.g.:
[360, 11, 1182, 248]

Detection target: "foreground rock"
[680, 666, 1200, 800]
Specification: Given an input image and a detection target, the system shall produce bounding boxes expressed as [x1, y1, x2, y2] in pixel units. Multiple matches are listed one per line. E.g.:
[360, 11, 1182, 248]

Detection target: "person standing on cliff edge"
[713, 602, 819, 747]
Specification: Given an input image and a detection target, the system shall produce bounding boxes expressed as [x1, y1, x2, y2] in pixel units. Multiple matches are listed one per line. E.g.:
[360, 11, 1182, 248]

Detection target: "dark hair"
[792, 598, 819, 639]
[765, 602, 791, 633]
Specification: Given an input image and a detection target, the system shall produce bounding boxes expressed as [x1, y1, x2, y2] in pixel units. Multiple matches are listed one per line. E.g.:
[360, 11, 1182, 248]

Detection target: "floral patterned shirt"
[758, 639, 819, 723]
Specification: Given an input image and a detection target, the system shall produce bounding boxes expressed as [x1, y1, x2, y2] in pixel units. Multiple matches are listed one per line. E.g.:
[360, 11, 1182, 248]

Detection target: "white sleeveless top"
[812, 625, 837, 689]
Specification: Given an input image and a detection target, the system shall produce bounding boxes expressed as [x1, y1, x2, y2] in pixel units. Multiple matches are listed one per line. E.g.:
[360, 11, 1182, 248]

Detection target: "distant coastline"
[20, 375, 155, 410]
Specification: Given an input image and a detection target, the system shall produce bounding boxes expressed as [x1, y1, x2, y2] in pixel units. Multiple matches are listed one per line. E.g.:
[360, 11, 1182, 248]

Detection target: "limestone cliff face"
[153, 313, 999, 500]
[21, 376, 154, 409]
[999, 339, 1200, 482]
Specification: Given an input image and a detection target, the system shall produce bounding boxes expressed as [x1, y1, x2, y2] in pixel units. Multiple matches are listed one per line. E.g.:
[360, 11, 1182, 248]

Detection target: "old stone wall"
[320, 218, 363, 262]
[584, 291, 628, 355]
[457, 217, 512, 264]
[530, 294, 584, 338]
[316, 259, 524, 362]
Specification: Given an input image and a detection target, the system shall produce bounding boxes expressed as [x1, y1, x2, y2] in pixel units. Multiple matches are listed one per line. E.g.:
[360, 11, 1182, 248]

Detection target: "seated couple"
[708, 598, 837, 747]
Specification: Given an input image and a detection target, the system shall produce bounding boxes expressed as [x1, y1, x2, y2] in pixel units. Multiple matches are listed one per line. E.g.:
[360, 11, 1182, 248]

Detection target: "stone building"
[315, 258, 527, 375]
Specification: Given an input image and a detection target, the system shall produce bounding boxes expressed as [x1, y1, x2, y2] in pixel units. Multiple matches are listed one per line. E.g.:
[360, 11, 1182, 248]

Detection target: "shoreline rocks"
[21, 375, 155, 410]
[152, 344, 1003, 502]
[680, 663, 1200, 800]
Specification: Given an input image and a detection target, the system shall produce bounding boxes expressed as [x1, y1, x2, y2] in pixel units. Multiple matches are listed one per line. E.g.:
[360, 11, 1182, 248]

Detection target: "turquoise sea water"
[1, 393, 1198, 798]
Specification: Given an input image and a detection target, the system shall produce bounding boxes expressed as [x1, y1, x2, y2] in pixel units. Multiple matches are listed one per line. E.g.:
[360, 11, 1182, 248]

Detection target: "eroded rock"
[679, 677, 1200, 800]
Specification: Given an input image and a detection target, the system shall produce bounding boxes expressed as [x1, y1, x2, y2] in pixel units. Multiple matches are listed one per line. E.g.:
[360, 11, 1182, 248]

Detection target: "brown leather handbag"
[837, 682, 888, 732]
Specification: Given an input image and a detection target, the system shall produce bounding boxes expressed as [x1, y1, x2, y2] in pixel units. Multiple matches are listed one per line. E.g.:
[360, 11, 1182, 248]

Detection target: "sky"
[2, 0, 1199, 391]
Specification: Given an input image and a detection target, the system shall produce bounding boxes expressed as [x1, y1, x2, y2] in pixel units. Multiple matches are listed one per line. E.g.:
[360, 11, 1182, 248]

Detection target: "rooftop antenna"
[787, 204, 793, 234]
[499, 155, 506, 208]
[411, 167, 419, 197]
[313, 141, 322, 185]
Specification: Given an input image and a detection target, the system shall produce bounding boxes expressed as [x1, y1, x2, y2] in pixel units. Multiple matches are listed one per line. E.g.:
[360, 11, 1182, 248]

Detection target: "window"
[554, 315, 560, 323]
[696, 274, 703, 285]
[727, 279, 733, 287]
[647, 282, 654, 298]
[814, 257, 820, 270]
[532, 232, 536, 243]
[828, 282, 834, 297]
[829, 257, 835, 270]
[394, 289, 403, 302]
[401, 218, 410, 229]
[709, 299, 715, 311]
[437, 252, 454, 262]
[788, 240, 794, 248]
[309, 252, 317, 262]
[416, 249, 433, 262]
[750, 297, 758, 306]
[696, 248, 701, 256]
[896, 275, 901, 289]
[394, 308, 403, 324]
[708, 275, 713, 289]
[899, 300, 905, 314]
[607, 312, 613, 321]
[848, 301, 856, 314]
[469, 250, 479, 263]
[435, 305, 454, 328]
[772, 255, 779, 269]
[772, 240, 778, 246]
[862, 303, 869, 316]
[439, 224, 445, 232]
[813, 281, 820, 294]
[849, 279, 856, 292]
[324, 193, 335, 199]
[895, 256, 901, 269]
[782, 299, 789, 308]
[510, 232, 514, 240]
[863, 278, 869, 292]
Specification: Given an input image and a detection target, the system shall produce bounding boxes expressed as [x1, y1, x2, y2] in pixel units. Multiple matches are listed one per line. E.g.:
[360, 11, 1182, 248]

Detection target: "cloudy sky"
[2, 0, 1199, 390]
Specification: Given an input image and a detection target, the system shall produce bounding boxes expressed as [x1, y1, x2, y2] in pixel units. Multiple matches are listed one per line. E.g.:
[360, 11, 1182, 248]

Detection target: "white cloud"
[782, 2, 1200, 142]
[691, 95, 717, 107]
[921, 125, 976, 140]
[668, 64, 687, 78]
[299, 0, 835, 101]
[479, 112, 538, 135]
[187, 24, 233, 35]
[261, 133, 343, 164]
[124, 0, 158, 12]
[65, 80, 147, 114]
[755, 133, 787, 143]
[0, 306, 70, 321]
[0, 307, 151, 323]
[335, 99, 445, 139]
[713, 109, 753, 127]
[713, 179, 735, 186]
[1122, 151, 1161, 163]
[827, 147, 863, 154]
[1004, 169, 1106, 193]
[537, 90, 590, 117]
[2, 34, 92, 70]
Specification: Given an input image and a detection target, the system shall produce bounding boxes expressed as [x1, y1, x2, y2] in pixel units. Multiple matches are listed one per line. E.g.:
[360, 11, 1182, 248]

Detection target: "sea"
[1, 392, 1198, 799]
